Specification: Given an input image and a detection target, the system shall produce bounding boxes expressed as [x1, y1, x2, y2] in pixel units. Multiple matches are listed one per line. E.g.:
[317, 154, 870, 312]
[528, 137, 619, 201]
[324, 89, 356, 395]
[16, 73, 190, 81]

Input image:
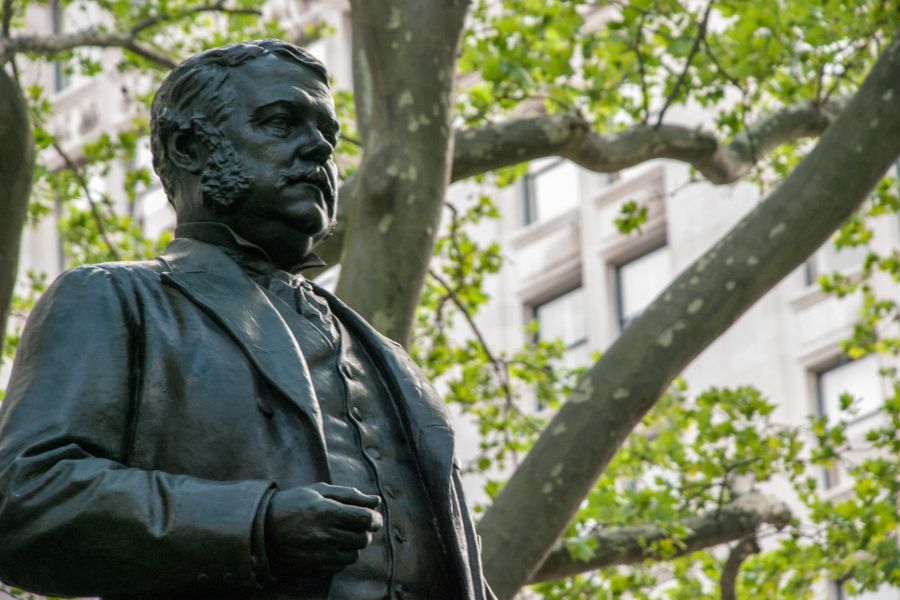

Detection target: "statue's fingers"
[314, 483, 382, 509]
[327, 501, 383, 532]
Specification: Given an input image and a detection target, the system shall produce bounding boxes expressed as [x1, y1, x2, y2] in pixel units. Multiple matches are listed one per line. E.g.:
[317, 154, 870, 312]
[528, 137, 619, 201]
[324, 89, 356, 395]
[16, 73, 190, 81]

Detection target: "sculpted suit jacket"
[0, 238, 492, 600]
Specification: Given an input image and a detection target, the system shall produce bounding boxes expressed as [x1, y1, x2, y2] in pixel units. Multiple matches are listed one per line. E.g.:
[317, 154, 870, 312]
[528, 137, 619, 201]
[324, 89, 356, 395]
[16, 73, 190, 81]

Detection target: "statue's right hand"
[264, 483, 383, 577]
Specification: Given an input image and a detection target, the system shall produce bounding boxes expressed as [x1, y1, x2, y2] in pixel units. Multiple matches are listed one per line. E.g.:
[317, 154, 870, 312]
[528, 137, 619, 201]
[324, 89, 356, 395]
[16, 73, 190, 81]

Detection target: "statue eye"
[264, 114, 291, 134]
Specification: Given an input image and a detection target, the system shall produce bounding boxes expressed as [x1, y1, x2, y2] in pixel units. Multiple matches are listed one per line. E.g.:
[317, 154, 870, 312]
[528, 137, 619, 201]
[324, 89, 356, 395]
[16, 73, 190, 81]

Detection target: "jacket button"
[394, 584, 407, 599]
[339, 363, 354, 379]
[393, 526, 407, 542]
[256, 397, 274, 417]
[385, 484, 400, 498]
[366, 446, 382, 459]
[223, 572, 235, 585]
[196, 573, 210, 585]
[351, 405, 364, 420]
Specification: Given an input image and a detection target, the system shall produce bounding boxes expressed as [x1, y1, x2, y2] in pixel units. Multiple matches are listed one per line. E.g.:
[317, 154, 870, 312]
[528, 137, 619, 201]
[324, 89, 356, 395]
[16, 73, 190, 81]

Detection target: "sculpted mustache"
[276, 166, 334, 200]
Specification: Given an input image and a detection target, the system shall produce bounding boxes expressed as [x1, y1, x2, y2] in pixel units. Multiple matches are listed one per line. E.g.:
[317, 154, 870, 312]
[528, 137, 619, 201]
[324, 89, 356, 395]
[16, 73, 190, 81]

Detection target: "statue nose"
[297, 130, 333, 164]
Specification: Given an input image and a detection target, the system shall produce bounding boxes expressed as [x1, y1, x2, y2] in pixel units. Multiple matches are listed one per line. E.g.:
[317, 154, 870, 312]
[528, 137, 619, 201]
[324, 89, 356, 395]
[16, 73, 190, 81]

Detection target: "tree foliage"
[416, 172, 900, 599]
[1, 0, 899, 599]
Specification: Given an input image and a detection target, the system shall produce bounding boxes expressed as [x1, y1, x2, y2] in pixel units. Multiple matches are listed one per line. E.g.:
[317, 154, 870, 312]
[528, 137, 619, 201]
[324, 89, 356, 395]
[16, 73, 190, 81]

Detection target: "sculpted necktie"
[266, 272, 337, 341]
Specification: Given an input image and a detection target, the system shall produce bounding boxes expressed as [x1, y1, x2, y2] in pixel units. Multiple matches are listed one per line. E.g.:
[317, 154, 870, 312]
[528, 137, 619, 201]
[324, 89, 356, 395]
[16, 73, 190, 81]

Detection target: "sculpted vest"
[263, 276, 450, 600]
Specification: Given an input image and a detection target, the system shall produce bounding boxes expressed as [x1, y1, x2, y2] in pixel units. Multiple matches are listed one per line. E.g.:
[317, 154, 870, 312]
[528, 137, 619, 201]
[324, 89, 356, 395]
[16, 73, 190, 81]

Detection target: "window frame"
[530, 284, 589, 355]
[528, 283, 589, 410]
[522, 158, 577, 226]
[815, 355, 885, 428]
[613, 242, 670, 331]
[51, 0, 70, 93]
[812, 354, 887, 489]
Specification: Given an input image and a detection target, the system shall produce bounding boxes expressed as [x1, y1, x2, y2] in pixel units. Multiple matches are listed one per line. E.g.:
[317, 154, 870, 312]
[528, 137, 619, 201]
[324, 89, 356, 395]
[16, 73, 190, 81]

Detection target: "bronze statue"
[0, 40, 494, 600]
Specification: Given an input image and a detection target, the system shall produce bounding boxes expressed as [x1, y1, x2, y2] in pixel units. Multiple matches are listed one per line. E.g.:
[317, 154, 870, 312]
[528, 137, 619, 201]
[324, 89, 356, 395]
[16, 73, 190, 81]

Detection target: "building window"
[523, 158, 580, 225]
[815, 355, 884, 426]
[52, 0, 70, 93]
[814, 354, 886, 488]
[833, 580, 846, 600]
[614, 244, 672, 329]
[832, 580, 897, 600]
[804, 241, 868, 286]
[50, 0, 102, 94]
[532, 286, 590, 369]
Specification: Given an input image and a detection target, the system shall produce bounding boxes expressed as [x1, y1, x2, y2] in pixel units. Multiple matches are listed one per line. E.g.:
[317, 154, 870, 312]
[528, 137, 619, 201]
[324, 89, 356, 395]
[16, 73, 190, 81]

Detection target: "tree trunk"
[336, 0, 470, 346]
[0, 68, 34, 358]
[478, 33, 900, 600]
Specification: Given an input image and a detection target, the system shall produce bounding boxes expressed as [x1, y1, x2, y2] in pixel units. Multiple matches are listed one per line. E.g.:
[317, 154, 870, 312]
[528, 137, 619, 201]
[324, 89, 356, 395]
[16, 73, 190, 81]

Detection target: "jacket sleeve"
[0, 266, 274, 597]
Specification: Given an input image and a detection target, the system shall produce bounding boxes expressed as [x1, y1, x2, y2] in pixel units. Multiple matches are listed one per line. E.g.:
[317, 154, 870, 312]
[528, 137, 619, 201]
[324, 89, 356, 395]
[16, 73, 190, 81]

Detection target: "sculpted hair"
[149, 39, 329, 201]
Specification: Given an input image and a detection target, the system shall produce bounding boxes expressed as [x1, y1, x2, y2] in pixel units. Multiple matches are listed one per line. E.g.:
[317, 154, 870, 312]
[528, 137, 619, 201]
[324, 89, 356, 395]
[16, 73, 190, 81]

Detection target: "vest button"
[366, 446, 382, 459]
[256, 396, 274, 417]
[339, 363, 354, 379]
[393, 526, 407, 542]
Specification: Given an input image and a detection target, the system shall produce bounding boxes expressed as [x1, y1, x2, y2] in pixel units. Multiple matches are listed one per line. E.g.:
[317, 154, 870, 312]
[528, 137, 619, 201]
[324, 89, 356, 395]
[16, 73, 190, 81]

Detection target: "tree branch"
[529, 492, 788, 584]
[720, 536, 760, 600]
[430, 268, 498, 362]
[479, 33, 900, 599]
[655, 1, 714, 127]
[48, 139, 122, 261]
[313, 25, 844, 273]
[0, 1, 267, 67]
[428, 267, 524, 415]
[451, 97, 846, 187]
[130, 2, 261, 35]
[1, 0, 13, 38]
[1, 30, 176, 68]
[823, 37, 880, 103]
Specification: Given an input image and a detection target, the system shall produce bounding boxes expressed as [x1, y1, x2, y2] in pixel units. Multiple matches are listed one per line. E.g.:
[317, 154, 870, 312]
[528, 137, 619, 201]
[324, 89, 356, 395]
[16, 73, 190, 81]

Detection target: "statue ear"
[166, 129, 208, 175]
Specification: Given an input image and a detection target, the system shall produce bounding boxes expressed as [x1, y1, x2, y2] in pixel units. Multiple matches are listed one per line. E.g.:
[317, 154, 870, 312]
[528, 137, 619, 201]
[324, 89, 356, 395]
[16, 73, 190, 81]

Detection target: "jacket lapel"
[158, 238, 328, 461]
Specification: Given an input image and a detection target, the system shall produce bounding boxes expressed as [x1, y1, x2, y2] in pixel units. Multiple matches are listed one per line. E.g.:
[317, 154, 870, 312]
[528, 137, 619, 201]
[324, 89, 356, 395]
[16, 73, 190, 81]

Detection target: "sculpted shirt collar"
[174, 222, 327, 280]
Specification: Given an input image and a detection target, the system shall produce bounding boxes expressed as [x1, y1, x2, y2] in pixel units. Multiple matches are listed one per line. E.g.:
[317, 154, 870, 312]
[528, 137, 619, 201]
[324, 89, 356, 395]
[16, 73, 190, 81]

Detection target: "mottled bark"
[0, 67, 33, 356]
[452, 98, 846, 185]
[478, 34, 900, 600]
[529, 492, 788, 583]
[336, 0, 470, 345]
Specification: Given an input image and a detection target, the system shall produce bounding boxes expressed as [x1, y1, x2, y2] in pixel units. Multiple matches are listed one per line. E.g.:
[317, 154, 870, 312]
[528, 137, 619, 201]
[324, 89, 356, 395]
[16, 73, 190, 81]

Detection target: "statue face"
[214, 54, 340, 268]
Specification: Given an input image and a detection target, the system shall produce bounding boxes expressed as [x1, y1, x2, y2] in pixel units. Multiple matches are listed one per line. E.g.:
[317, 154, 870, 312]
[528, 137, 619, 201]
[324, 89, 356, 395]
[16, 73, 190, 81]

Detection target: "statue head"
[150, 40, 340, 268]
